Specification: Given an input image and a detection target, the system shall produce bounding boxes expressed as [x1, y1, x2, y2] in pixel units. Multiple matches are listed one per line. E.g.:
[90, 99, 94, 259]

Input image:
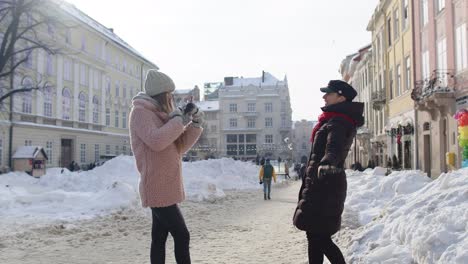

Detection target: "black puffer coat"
[293, 101, 364, 235]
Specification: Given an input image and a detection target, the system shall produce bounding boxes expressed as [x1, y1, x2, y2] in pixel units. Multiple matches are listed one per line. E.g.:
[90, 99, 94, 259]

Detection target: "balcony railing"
[240, 111, 259, 117]
[411, 70, 455, 102]
[371, 90, 386, 110]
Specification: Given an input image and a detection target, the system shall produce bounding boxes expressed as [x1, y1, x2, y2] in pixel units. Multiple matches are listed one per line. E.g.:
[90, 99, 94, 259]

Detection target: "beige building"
[292, 120, 316, 163]
[208, 71, 293, 160]
[0, 1, 157, 170]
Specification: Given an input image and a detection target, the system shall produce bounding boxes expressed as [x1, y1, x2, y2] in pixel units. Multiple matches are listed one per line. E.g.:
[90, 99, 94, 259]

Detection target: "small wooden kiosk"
[12, 146, 48, 177]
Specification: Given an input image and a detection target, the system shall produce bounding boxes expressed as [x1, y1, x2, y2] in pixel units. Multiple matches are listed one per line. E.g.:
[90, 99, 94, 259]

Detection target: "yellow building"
[0, 1, 157, 171]
[368, 0, 416, 169]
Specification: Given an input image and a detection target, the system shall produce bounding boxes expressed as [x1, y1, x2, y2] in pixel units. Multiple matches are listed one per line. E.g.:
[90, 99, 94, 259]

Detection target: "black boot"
[264, 193, 267, 200]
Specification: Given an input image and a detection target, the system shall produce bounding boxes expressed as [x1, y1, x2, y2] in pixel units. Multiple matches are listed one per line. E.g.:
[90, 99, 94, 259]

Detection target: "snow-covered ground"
[0, 157, 467, 263]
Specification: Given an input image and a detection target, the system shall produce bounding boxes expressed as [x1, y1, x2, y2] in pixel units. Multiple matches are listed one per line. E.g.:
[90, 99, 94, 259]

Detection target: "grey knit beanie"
[144, 70, 175, 97]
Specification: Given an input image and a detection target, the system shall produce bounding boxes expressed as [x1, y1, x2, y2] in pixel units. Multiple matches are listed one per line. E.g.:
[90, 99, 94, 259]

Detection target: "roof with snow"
[197, 101, 219, 111]
[228, 72, 286, 87]
[53, 0, 157, 68]
[12, 146, 48, 160]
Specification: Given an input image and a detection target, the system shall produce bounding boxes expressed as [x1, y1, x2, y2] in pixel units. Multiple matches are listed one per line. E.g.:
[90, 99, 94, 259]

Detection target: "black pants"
[151, 204, 191, 264]
[306, 232, 345, 264]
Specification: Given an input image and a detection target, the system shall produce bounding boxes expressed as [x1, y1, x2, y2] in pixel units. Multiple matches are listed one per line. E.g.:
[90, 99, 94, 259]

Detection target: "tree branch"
[0, 86, 39, 104]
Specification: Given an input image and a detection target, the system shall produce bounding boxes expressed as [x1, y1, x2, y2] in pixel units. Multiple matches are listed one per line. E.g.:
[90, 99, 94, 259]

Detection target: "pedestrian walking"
[129, 70, 203, 264]
[293, 80, 364, 264]
[284, 160, 291, 179]
[258, 159, 277, 200]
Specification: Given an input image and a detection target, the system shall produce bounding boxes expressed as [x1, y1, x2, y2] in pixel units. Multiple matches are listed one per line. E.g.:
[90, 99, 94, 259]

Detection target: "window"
[229, 118, 237, 128]
[106, 77, 111, 96]
[94, 144, 100, 162]
[21, 78, 33, 114]
[422, 50, 430, 80]
[25, 50, 33, 68]
[78, 92, 86, 122]
[422, 0, 429, 26]
[105, 108, 110, 126]
[281, 101, 286, 112]
[265, 135, 273, 144]
[123, 83, 127, 98]
[46, 53, 53, 75]
[387, 18, 392, 46]
[106, 145, 110, 155]
[265, 117, 273, 127]
[115, 145, 119, 155]
[405, 56, 411, 91]
[43, 84, 52, 117]
[93, 96, 99, 123]
[46, 141, 52, 165]
[396, 65, 401, 96]
[80, 64, 87, 86]
[403, 0, 409, 29]
[437, 38, 448, 86]
[247, 103, 256, 112]
[455, 23, 467, 72]
[25, 140, 32, 146]
[64, 59, 72, 81]
[437, 0, 445, 12]
[389, 68, 394, 100]
[115, 111, 119, 128]
[211, 125, 217, 132]
[247, 117, 256, 128]
[281, 117, 288, 128]
[229, 103, 237, 113]
[265, 103, 273, 112]
[80, 144, 86, 163]
[394, 9, 399, 40]
[62, 88, 71, 120]
[122, 112, 127, 129]
[115, 81, 120, 97]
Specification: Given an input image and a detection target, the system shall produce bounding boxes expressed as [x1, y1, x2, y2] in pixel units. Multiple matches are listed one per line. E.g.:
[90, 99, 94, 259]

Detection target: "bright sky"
[65, 0, 378, 120]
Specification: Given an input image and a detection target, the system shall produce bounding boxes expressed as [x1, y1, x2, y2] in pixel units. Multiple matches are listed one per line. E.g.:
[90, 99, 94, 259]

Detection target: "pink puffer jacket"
[129, 99, 202, 208]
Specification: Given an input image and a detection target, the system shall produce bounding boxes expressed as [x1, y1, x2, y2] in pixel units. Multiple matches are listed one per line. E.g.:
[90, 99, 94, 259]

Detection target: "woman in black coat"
[293, 80, 364, 264]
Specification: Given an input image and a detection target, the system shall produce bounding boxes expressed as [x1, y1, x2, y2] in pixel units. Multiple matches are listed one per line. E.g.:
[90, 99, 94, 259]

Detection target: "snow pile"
[0, 157, 260, 233]
[344, 169, 468, 264]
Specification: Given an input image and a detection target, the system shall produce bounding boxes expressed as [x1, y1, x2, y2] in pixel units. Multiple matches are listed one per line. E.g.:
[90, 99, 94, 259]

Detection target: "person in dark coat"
[293, 80, 364, 264]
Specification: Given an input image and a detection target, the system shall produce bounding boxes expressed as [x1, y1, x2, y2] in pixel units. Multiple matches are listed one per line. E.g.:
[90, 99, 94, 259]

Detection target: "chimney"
[262, 70, 265, 82]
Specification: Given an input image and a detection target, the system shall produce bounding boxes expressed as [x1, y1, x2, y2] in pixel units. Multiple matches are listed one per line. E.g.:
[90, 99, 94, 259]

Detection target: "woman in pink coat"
[129, 70, 203, 264]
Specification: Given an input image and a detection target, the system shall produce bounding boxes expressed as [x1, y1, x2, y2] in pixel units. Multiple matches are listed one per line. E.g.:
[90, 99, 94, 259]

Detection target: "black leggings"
[151, 204, 191, 264]
[306, 232, 345, 264]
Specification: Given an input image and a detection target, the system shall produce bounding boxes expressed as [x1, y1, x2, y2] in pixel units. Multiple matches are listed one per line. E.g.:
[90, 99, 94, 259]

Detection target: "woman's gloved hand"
[191, 109, 204, 128]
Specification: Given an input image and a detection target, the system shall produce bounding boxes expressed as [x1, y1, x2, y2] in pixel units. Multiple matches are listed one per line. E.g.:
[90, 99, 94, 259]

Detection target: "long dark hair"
[151, 92, 185, 151]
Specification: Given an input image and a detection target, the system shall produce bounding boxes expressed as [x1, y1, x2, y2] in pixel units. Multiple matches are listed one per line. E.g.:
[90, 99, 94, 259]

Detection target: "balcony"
[371, 90, 386, 110]
[240, 111, 259, 117]
[411, 70, 456, 114]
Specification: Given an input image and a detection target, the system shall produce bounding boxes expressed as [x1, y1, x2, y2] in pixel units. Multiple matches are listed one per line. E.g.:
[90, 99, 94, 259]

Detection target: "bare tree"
[0, 0, 68, 103]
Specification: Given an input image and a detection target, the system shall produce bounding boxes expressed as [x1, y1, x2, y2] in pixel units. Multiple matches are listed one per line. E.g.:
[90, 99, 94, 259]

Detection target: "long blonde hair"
[152, 92, 185, 151]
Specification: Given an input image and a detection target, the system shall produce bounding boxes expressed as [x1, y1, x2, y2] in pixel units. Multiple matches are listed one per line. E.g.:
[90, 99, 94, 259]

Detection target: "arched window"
[92, 96, 99, 123]
[62, 88, 71, 120]
[106, 77, 111, 96]
[43, 83, 53, 117]
[78, 92, 87, 122]
[21, 77, 33, 113]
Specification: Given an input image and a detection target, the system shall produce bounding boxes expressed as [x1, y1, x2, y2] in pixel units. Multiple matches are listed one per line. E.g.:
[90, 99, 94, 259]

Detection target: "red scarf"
[310, 112, 357, 143]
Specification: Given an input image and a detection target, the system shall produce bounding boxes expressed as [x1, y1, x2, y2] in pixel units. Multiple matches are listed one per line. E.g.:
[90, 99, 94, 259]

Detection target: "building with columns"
[0, 1, 156, 170]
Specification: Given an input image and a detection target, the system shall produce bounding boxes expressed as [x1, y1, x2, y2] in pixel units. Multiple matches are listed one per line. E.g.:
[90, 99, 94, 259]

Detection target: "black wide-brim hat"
[320, 80, 357, 101]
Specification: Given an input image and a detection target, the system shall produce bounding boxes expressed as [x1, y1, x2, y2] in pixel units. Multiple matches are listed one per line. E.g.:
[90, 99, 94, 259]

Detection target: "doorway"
[61, 139, 73, 168]
[423, 135, 431, 177]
